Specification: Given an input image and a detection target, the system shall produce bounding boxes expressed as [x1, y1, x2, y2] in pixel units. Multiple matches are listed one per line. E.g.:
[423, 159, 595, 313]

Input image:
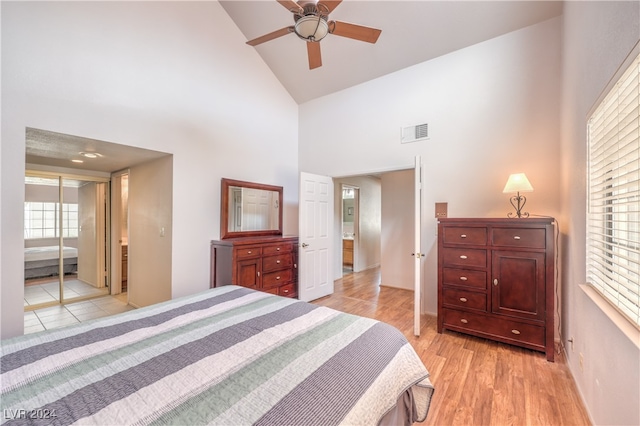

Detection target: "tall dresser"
[437, 218, 555, 361]
[210, 236, 298, 298]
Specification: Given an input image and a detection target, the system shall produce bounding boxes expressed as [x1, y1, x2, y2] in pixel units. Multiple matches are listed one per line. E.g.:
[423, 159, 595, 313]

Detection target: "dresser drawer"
[442, 309, 545, 348]
[441, 248, 487, 268]
[442, 226, 487, 246]
[262, 269, 293, 289]
[263, 243, 293, 256]
[491, 228, 546, 249]
[442, 288, 486, 311]
[234, 246, 262, 259]
[262, 254, 293, 272]
[442, 267, 486, 289]
[278, 283, 297, 298]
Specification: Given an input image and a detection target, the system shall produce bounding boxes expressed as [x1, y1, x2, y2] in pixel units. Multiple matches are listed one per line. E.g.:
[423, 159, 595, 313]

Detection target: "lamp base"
[507, 193, 529, 218]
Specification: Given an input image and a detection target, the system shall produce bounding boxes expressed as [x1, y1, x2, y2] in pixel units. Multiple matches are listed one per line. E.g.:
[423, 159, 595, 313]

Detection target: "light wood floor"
[311, 267, 591, 426]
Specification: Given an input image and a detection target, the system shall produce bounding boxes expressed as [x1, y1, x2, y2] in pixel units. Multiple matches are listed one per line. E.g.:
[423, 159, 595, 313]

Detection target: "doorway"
[24, 173, 110, 310]
[341, 185, 358, 274]
[333, 166, 421, 335]
[333, 169, 415, 290]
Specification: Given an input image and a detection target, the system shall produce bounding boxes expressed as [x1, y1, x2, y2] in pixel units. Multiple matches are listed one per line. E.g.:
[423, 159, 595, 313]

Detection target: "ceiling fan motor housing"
[293, 2, 330, 20]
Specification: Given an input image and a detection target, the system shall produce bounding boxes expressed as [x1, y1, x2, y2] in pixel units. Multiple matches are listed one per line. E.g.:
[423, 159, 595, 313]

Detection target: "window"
[587, 50, 640, 328]
[24, 202, 79, 239]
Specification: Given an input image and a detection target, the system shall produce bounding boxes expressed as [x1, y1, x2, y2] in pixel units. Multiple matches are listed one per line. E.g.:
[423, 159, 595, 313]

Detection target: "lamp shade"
[294, 16, 329, 41]
[503, 173, 533, 193]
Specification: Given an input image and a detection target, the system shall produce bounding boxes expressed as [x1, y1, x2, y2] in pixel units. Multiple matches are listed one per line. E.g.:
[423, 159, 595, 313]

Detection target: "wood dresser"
[210, 236, 298, 298]
[437, 218, 555, 361]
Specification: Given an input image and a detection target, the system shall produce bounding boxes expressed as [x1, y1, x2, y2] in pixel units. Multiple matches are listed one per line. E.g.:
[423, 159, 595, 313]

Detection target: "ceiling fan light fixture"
[294, 15, 329, 41]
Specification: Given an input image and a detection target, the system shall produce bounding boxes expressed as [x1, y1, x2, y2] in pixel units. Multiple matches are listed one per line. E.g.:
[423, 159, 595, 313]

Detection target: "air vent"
[401, 123, 429, 144]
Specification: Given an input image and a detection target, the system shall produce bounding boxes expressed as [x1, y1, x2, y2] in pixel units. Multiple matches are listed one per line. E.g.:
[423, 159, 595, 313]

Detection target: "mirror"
[220, 178, 283, 239]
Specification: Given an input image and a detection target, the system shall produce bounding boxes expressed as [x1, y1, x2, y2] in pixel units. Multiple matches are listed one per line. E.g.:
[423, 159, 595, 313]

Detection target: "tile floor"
[24, 293, 133, 334]
[24, 277, 109, 307]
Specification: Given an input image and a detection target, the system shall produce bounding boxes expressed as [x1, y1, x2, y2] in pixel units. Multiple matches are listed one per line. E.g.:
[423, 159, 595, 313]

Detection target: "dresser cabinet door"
[236, 258, 260, 289]
[491, 250, 546, 322]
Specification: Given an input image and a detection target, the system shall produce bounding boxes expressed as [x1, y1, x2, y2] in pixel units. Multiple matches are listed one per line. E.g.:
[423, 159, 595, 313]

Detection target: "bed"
[1, 285, 434, 425]
[24, 246, 78, 280]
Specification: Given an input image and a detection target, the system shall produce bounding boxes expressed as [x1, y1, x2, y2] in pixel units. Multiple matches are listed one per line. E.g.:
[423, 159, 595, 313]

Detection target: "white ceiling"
[220, 0, 563, 104]
[26, 128, 169, 173]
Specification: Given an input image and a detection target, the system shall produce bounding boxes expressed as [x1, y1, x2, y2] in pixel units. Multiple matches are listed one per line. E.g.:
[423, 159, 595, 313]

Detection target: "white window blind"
[587, 51, 640, 328]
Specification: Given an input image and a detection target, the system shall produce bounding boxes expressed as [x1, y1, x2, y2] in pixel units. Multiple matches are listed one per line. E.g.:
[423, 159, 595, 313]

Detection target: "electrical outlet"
[579, 353, 584, 372]
[435, 202, 448, 218]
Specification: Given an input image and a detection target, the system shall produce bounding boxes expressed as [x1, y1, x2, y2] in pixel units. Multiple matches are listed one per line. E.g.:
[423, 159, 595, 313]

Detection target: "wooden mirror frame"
[220, 178, 283, 239]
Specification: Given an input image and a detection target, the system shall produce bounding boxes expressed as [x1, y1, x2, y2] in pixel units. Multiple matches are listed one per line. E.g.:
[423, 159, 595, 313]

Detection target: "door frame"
[413, 155, 423, 336]
[110, 170, 129, 298]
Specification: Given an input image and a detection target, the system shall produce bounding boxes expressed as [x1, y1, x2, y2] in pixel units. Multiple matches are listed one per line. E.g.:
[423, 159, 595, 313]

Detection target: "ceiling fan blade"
[276, 0, 303, 14]
[319, 1, 342, 13]
[246, 27, 293, 46]
[331, 21, 381, 44]
[307, 42, 322, 69]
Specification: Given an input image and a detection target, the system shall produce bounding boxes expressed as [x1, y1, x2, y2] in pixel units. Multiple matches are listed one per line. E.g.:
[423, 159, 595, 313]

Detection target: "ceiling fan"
[246, 0, 382, 70]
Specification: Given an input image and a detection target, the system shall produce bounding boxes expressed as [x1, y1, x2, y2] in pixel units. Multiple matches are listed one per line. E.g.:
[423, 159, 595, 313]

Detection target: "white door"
[242, 188, 270, 231]
[299, 172, 334, 301]
[413, 156, 423, 336]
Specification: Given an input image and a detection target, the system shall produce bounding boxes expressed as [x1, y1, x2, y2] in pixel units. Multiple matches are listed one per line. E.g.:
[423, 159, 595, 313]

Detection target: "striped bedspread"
[1, 286, 434, 425]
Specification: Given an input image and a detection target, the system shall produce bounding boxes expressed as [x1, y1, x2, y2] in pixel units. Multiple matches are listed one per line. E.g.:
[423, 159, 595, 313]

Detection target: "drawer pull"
[247, 250, 252, 254]
[277, 247, 281, 251]
[276, 260, 281, 264]
[460, 319, 468, 324]
[459, 297, 468, 302]
[513, 236, 521, 240]
[460, 255, 468, 259]
[460, 234, 467, 238]
[283, 289, 289, 293]
[493, 279, 499, 286]
[459, 276, 468, 281]
[276, 276, 281, 280]
[511, 329, 521, 335]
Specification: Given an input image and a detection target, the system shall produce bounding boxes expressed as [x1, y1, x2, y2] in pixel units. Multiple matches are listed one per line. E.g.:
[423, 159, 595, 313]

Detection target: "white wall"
[381, 170, 414, 290]
[561, 2, 640, 425]
[1, 1, 299, 338]
[300, 17, 563, 315]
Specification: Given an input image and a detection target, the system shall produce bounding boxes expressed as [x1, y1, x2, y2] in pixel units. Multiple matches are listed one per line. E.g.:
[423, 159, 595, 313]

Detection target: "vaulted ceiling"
[220, 0, 563, 104]
[26, 1, 564, 171]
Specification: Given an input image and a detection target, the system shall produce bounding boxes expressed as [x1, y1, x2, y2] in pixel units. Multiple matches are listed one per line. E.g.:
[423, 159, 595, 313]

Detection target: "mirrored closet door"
[24, 173, 110, 310]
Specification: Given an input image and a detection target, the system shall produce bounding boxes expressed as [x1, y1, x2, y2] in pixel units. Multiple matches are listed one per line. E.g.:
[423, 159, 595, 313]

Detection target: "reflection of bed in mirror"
[24, 246, 78, 279]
